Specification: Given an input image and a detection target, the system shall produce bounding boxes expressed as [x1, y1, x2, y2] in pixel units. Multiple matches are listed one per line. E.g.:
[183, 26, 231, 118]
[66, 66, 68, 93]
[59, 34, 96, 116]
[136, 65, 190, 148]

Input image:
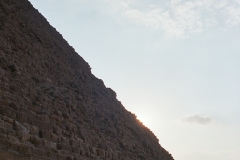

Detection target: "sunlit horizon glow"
[136, 113, 154, 128]
[29, 0, 240, 160]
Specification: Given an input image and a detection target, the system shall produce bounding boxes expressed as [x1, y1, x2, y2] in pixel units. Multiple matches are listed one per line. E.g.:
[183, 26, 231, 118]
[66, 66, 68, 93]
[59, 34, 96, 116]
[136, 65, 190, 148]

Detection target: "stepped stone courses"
[0, 0, 174, 159]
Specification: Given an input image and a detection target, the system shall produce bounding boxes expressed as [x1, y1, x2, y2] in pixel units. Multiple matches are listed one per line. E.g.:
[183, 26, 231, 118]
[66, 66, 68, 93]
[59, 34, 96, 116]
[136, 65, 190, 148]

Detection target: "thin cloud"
[123, 1, 202, 38]
[223, 5, 240, 28]
[181, 115, 212, 125]
[103, 0, 240, 37]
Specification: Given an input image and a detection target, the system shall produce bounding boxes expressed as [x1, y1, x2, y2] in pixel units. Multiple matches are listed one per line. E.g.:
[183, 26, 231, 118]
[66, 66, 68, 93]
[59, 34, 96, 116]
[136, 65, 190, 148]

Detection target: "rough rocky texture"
[0, 0, 174, 159]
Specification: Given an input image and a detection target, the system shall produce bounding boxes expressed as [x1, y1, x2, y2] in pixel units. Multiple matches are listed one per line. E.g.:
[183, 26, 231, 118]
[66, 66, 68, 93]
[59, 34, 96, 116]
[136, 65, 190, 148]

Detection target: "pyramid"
[0, 0, 174, 159]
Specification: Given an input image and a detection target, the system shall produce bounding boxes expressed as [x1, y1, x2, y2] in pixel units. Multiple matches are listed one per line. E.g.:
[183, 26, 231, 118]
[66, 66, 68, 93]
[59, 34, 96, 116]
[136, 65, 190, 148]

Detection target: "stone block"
[0, 150, 14, 160]
[90, 146, 97, 155]
[97, 148, 105, 157]
[18, 112, 29, 122]
[30, 135, 41, 145]
[108, 151, 113, 159]
[51, 132, 59, 142]
[8, 135, 19, 143]
[46, 150, 58, 159]
[50, 142, 57, 149]
[65, 130, 70, 136]
[57, 110, 62, 116]
[55, 115, 64, 123]
[9, 102, 18, 110]
[41, 139, 49, 147]
[0, 100, 9, 106]
[60, 136, 68, 143]
[1, 77, 9, 84]
[9, 142, 19, 152]
[82, 143, 89, 152]
[30, 125, 39, 135]
[59, 150, 71, 156]
[32, 148, 44, 157]
[0, 138, 11, 149]
[1, 106, 13, 117]
[57, 143, 72, 152]
[18, 144, 32, 154]
[80, 148, 86, 156]
[29, 156, 43, 160]
[53, 126, 62, 136]
[4, 121, 13, 129]
[56, 121, 64, 128]
[36, 120, 50, 131]
[112, 152, 119, 159]
[39, 130, 51, 141]
[2, 116, 13, 123]
[18, 131, 30, 141]
[69, 138, 78, 147]
[86, 151, 91, 157]
[62, 112, 69, 119]
[72, 147, 80, 154]
[57, 154, 68, 160]
[42, 115, 50, 123]
[0, 69, 5, 76]
[67, 156, 73, 160]
[0, 133, 7, 139]
[14, 120, 27, 131]
[20, 108, 36, 117]
[9, 64, 19, 72]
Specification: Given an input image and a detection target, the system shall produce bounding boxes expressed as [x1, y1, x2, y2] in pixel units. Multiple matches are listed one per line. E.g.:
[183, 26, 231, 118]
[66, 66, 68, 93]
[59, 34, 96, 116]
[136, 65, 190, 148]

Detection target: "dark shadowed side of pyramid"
[0, 0, 174, 160]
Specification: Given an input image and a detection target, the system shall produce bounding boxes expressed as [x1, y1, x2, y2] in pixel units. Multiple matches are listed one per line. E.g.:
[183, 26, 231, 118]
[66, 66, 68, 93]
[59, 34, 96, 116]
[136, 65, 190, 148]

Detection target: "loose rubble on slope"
[0, 0, 174, 159]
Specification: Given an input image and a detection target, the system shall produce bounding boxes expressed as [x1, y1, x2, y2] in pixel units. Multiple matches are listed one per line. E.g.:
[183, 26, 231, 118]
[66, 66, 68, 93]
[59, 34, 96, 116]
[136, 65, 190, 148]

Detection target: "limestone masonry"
[0, 0, 174, 159]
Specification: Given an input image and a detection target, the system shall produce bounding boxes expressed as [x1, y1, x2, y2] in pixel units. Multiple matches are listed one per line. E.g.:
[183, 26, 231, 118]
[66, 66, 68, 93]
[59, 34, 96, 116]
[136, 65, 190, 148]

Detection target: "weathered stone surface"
[0, 0, 174, 159]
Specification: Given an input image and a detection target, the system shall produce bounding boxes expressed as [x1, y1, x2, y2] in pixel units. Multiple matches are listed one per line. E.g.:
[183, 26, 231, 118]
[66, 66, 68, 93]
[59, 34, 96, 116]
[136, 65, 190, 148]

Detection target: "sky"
[28, 0, 240, 160]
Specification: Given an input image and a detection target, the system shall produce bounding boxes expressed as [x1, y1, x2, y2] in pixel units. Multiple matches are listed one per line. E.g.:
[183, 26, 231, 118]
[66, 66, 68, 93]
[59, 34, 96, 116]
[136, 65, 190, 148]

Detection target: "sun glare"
[136, 114, 151, 127]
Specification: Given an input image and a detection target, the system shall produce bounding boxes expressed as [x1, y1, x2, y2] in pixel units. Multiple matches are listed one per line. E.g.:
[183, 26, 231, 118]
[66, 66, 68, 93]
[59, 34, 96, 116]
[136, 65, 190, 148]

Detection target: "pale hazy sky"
[29, 0, 240, 160]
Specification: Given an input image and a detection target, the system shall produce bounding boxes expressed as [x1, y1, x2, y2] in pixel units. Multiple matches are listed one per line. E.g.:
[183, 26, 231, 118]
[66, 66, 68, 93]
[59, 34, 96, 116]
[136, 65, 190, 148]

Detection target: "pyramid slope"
[0, 0, 174, 159]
